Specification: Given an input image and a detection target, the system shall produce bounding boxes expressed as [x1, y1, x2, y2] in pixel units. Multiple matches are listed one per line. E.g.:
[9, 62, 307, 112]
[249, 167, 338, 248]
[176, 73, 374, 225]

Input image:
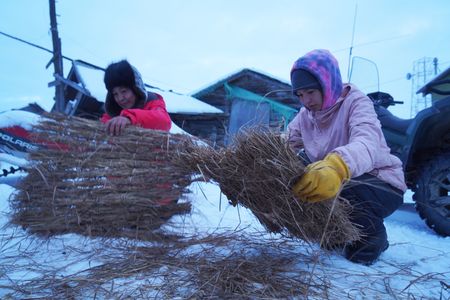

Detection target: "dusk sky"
[1, 0, 449, 118]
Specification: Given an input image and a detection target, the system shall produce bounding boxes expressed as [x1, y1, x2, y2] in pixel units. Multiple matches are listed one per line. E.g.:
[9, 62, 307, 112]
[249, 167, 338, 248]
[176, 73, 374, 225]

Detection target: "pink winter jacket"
[287, 84, 407, 192]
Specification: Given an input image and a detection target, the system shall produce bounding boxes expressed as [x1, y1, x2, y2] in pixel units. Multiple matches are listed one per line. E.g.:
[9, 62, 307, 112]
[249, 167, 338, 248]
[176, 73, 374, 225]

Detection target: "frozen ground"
[0, 175, 449, 299]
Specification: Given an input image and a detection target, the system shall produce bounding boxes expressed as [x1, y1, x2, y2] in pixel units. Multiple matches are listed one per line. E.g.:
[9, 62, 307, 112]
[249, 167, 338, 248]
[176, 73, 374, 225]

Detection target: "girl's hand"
[105, 116, 131, 136]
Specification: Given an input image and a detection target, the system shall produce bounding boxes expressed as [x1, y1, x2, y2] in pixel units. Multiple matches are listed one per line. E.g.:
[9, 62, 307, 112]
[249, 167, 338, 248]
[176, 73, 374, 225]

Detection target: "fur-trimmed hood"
[103, 60, 148, 117]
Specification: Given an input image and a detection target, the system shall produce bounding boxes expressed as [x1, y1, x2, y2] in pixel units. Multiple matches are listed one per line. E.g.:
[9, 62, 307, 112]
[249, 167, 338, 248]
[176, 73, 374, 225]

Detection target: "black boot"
[344, 227, 389, 265]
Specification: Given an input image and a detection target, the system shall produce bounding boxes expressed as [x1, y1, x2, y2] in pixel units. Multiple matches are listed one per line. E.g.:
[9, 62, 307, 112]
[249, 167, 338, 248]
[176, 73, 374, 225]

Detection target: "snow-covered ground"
[0, 173, 449, 299]
[0, 104, 449, 299]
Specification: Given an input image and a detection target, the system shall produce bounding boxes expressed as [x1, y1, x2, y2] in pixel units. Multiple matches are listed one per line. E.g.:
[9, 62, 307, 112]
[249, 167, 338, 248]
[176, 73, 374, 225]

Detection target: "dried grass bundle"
[11, 113, 193, 240]
[177, 128, 361, 248]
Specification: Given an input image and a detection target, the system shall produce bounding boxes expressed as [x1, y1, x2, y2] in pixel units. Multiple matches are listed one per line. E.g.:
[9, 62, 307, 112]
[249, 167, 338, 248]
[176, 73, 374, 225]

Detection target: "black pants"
[341, 174, 404, 236]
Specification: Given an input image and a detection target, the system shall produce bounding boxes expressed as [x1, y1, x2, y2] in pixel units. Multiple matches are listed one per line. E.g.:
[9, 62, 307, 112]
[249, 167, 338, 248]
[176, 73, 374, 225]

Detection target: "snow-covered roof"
[73, 61, 223, 115]
[191, 67, 291, 97]
[148, 88, 222, 114]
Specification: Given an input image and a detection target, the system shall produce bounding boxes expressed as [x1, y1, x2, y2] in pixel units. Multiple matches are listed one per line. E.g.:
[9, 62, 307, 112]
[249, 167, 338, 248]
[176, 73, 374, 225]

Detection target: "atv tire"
[414, 153, 450, 236]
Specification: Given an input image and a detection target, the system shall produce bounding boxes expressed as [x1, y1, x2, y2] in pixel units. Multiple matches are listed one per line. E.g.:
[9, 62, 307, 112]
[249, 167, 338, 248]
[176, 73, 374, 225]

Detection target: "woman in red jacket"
[101, 60, 171, 135]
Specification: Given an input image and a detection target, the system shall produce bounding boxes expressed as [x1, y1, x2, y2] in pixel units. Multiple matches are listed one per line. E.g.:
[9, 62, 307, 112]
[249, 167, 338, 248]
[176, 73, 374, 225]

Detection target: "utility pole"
[49, 0, 65, 113]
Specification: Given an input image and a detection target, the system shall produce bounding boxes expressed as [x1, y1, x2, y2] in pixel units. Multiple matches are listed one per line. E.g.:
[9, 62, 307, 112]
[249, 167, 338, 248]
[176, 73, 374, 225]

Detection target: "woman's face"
[112, 86, 137, 109]
[294, 89, 323, 111]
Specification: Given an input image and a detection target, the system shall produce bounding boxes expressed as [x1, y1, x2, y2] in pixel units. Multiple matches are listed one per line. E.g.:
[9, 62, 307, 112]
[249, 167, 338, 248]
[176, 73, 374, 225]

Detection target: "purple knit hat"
[290, 49, 343, 110]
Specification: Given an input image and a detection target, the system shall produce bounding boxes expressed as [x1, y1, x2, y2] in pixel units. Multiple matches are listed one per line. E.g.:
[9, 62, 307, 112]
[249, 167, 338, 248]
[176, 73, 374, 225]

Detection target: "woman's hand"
[105, 116, 131, 136]
[292, 153, 350, 202]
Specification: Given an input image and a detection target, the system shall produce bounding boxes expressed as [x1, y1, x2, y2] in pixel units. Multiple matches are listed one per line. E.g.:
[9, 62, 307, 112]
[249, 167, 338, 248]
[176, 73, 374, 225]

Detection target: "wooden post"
[49, 0, 65, 113]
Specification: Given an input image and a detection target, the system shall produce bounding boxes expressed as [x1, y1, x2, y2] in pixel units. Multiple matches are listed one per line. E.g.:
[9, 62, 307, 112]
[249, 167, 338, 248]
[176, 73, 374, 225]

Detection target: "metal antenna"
[347, 4, 358, 81]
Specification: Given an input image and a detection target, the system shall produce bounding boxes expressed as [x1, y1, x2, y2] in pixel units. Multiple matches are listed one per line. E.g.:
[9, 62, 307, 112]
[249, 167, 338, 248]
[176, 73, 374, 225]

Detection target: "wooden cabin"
[57, 63, 299, 147]
[58, 60, 105, 119]
[192, 68, 299, 146]
[59, 60, 225, 141]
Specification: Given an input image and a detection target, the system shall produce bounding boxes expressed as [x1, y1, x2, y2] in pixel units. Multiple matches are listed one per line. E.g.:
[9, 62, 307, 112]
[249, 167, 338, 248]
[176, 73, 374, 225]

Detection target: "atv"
[370, 91, 450, 236]
[351, 57, 450, 237]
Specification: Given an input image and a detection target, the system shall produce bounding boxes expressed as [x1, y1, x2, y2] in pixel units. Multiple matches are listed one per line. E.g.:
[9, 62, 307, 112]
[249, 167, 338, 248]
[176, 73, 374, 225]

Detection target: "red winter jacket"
[100, 93, 171, 131]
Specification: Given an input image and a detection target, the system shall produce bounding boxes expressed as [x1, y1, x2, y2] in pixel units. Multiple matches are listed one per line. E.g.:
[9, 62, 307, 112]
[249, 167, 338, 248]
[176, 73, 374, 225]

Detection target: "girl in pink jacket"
[287, 49, 406, 265]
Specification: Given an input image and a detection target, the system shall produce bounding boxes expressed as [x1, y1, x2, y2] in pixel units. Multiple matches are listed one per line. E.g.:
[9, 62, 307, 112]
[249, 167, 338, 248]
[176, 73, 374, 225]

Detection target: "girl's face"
[112, 86, 137, 109]
[294, 89, 323, 111]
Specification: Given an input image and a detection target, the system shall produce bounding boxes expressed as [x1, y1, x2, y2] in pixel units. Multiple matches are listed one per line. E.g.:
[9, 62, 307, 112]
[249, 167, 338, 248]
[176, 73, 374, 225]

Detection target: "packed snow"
[0, 101, 449, 299]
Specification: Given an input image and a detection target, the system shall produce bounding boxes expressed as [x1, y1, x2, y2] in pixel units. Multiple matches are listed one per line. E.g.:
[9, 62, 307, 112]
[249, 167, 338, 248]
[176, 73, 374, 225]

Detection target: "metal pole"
[347, 4, 358, 82]
[433, 57, 438, 75]
[49, 0, 65, 113]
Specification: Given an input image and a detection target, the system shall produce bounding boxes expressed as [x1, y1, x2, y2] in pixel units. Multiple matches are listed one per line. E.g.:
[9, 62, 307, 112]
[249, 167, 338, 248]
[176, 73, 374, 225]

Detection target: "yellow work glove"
[293, 153, 351, 202]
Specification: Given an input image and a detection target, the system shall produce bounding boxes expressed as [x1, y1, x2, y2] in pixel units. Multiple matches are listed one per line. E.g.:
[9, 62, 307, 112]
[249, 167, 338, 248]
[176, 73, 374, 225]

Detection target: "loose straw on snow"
[3, 229, 446, 299]
[3, 232, 330, 299]
[176, 128, 361, 248]
[11, 113, 193, 240]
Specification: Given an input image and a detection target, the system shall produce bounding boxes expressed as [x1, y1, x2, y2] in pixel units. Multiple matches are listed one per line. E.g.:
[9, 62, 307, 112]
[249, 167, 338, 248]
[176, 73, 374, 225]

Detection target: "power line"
[333, 34, 411, 54]
[0, 30, 73, 62]
[0, 29, 165, 92]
